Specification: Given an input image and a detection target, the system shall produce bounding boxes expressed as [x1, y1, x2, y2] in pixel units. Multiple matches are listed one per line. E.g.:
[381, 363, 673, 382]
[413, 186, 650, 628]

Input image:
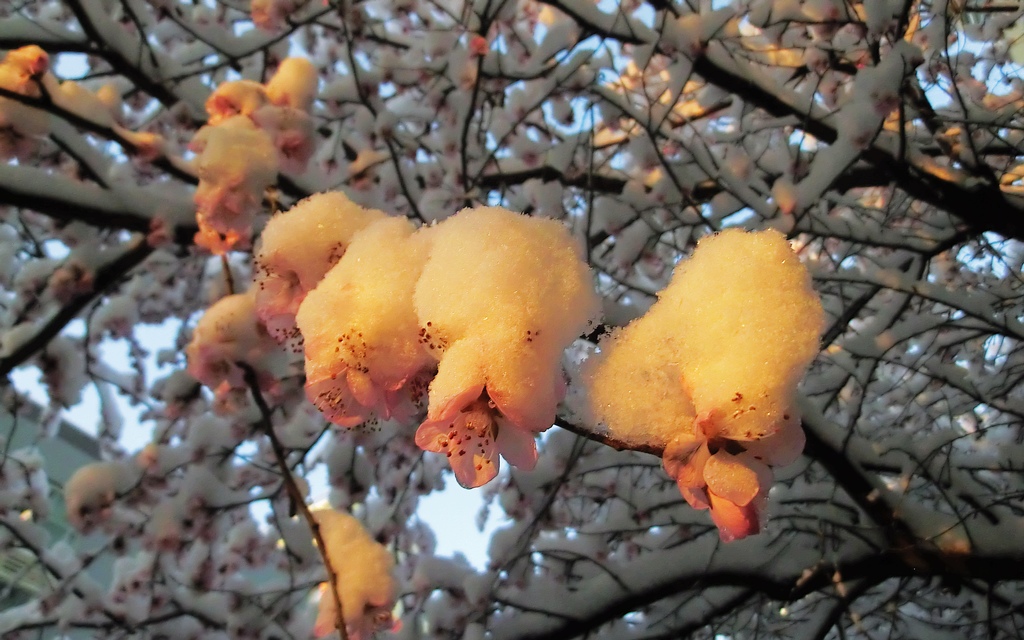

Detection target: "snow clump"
[585, 228, 823, 541]
[64, 461, 140, 532]
[185, 289, 288, 411]
[312, 509, 397, 639]
[254, 191, 385, 350]
[0, 45, 50, 159]
[413, 206, 600, 488]
[296, 216, 435, 427]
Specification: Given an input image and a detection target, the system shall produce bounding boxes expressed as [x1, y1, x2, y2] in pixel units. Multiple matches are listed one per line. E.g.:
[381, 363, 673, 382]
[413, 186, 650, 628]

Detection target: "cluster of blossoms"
[0, 45, 50, 159]
[585, 229, 824, 541]
[184, 289, 290, 411]
[191, 57, 319, 254]
[186, 192, 825, 536]
[0, 45, 147, 162]
[255, 195, 601, 488]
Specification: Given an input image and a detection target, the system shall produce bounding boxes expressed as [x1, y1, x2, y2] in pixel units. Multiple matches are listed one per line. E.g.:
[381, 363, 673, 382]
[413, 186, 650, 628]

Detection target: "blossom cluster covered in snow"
[6, 0, 1015, 633]
[312, 509, 397, 639]
[260, 199, 600, 488]
[191, 57, 319, 254]
[585, 229, 824, 541]
[0, 45, 50, 160]
[186, 187, 826, 543]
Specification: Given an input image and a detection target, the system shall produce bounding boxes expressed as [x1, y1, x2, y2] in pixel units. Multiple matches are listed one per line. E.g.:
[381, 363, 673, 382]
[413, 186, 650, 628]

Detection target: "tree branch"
[239, 363, 350, 640]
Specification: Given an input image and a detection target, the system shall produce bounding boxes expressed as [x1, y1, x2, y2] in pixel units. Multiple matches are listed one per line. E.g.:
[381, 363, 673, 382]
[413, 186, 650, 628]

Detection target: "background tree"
[0, 0, 1023, 638]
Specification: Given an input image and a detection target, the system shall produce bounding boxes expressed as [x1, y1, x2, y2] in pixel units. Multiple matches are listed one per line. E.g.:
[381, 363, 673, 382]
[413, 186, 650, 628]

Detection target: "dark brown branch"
[0, 169, 197, 244]
[239, 363, 350, 640]
[0, 236, 152, 379]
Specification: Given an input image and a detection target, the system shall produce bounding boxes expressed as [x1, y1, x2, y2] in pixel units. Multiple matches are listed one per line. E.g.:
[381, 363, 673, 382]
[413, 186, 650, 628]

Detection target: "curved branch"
[0, 235, 152, 378]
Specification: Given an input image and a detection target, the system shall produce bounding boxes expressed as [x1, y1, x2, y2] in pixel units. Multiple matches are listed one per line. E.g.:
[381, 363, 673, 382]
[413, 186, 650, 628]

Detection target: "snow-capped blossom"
[48, 79, 116, 127]
[297, 217, 435, 427]
[185, 289, 288, 409]
[64, 460, 140, 532]
[3, 45, 49, 77]
[39, 335, 87, 408]
[254, 191, 385, 350]
[0, 45, 50, 158]
[250, 0, 299, 31]
[46, 260, 94, 303]
[656, 229, 823, 442]
[204, 80, 268, 125]
[250, 105, 316, 173]
[191, 116, 278, 254]
[312, 509, 397, 639]
[90, 294, 139, 339]
[265, 57, 318, 111]
[413, 207, 600, 487]
[586, 229, 823, 540]
[117, 128, 166, 162]
[663, 410, 804, 542]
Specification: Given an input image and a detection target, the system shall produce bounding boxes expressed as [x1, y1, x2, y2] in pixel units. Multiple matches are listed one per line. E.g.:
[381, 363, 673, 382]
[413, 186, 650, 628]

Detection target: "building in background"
[0, 405, 108, 614]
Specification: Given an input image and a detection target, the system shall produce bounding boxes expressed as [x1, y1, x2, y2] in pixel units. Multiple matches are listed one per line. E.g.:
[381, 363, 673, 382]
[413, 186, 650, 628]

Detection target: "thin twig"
[239, 363, 350, 640]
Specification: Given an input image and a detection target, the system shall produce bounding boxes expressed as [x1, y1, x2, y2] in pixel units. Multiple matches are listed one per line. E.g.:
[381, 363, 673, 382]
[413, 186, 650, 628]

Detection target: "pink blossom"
[414, 338, 566, 488]
[414, 381, 547, 489]
[204, 80, 268, 125]
[265, 57, 318, 111]
[662, 409, 804, 542]
[250, 0, 298, 31]
[251, 105, 315, 173]
[185, 291, 288, 410]
[296, 217, 436, 427]
[190, 116, 278, 254]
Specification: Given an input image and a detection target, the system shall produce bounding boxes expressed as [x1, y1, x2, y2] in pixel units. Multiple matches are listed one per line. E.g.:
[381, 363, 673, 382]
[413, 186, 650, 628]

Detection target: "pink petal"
[664, 435, 711, 495]
[662, 431, 706, 487]
[450, 447, 498, 488]
[495, 420, 538, 470]
[306, 372, 367, 428]
[347, 368, 381, 410]
[383, 388, 416, 424]
[703, 451, 772, 508]
[707, 489, 762, 542]
[414, 418, 450, 452]
[680, 485, 710, 510]
[742, 411, 805, 467]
